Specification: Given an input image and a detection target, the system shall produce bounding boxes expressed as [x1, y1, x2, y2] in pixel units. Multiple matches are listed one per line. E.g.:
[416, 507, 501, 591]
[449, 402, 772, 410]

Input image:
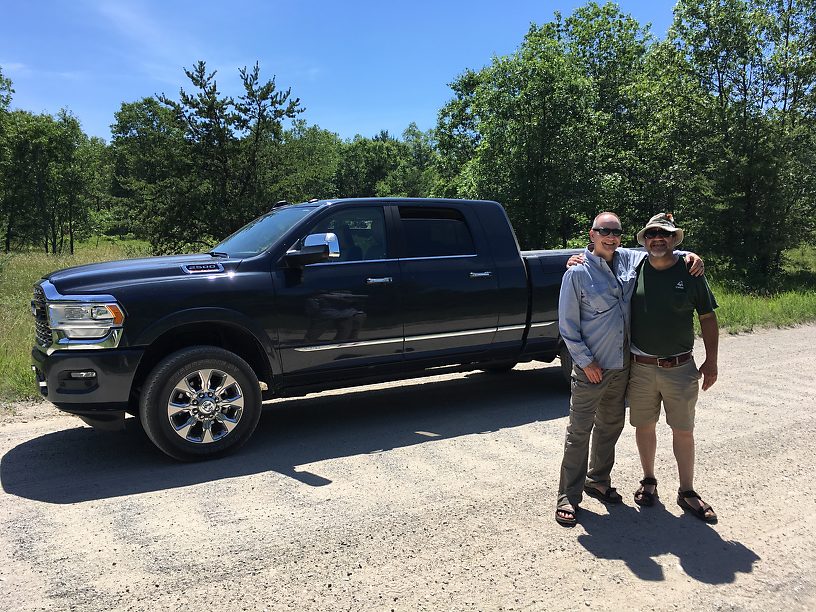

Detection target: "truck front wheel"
[139, 346, 262, 461]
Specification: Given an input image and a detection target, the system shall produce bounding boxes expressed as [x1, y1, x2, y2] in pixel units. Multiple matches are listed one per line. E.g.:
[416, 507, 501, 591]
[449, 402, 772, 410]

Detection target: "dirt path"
[1, 325, 814, 611]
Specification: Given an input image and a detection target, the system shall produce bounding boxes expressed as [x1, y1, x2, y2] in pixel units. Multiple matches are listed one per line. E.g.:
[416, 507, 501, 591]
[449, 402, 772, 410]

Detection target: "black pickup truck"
[31, 198, 578, 460]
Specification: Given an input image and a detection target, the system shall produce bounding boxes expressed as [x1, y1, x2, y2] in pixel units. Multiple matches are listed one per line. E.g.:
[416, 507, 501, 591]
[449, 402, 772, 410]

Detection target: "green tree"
[110, 97, 191, 248]
[334, 132, 404, 198]
[669, 0, 816, 287]
[375, 123, 439, 197]
[113, 61, 302, 253]
[265, 120, 342, 202]
[435, 19, 599, 248]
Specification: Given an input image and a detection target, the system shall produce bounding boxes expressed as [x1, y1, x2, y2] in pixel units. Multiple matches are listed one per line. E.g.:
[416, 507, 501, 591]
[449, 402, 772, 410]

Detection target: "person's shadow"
[577, 502, 759, 584]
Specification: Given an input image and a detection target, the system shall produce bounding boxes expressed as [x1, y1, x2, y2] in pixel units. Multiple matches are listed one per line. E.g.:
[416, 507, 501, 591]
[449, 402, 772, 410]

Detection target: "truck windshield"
[212, 206, 317, 257]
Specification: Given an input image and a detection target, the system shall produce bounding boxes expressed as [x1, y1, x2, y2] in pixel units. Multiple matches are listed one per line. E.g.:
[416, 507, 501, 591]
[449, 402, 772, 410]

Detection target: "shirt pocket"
[672, 287, 694, 313]
[581, 285, 617, 314]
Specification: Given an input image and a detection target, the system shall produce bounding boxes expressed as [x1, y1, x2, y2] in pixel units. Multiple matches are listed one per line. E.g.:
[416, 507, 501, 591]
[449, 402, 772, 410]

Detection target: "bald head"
[592, 212, 621, 228]
[589, 212, 622, 262]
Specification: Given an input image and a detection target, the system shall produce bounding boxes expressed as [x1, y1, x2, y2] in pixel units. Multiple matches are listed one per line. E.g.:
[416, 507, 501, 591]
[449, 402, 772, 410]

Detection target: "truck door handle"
[469, 271, 492, 278]
[366, 277, 393, 284]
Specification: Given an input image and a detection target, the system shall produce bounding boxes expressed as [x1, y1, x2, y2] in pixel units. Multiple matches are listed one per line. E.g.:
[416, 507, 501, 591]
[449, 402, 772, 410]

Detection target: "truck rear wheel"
[139, 346, 262, 461]
[559, 344, 573, 385]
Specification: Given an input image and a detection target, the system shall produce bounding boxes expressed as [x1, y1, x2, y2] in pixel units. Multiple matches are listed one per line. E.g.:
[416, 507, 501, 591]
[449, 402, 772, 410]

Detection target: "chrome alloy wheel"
[167, 368, 244, 443]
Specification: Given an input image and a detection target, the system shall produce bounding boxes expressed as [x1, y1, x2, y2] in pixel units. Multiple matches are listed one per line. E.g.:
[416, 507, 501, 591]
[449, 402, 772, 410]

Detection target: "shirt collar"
[583, 246, 618, 268]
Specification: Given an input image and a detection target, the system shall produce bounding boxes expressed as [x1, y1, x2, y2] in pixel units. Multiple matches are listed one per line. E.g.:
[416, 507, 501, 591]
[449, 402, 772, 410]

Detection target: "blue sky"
[1, 1, 677, 142]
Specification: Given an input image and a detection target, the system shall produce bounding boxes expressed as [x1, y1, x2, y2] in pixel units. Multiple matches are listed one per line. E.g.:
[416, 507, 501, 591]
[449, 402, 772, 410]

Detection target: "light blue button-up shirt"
[558, 247, 648, 370]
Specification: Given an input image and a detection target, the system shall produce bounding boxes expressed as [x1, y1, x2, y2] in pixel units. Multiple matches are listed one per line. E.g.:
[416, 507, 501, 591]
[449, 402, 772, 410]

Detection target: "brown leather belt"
[632, 351, 693, 368]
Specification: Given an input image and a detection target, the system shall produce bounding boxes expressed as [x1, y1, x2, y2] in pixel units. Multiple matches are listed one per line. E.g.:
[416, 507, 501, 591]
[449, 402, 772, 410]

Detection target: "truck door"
[273, 205, 402, 379]
[395, 205, 500, 359]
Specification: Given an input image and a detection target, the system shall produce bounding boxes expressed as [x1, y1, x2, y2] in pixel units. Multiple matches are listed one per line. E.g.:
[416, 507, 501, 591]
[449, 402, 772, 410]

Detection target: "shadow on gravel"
[577, 502, 760, 584]
[2, 364, 568, 504]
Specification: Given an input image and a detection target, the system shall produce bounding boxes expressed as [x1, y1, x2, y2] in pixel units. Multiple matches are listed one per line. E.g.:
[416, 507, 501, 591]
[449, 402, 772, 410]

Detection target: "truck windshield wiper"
[207, 251, 229, 258]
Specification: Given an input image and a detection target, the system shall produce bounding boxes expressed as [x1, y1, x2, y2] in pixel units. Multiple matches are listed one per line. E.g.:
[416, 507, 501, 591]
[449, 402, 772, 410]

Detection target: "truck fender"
[132, 307, 280, 375]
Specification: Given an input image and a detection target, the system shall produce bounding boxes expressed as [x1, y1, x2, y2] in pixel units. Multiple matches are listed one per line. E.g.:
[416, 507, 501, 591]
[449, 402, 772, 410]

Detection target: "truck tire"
[559, 344, 573, 385]
[139, 346, 262, 461]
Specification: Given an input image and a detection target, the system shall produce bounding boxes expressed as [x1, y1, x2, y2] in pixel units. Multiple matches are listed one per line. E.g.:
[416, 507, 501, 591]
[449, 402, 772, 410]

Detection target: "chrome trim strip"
[496, 324, 527, 332]
[405, 327, 495, 342]
[294, 322, 549, 353]
[39, 280, 117, 303]
[399, 254, 477, 262]
[294, 337, 404, 352]
[44, 328, 124, 355]
[530, 321, 556, 329]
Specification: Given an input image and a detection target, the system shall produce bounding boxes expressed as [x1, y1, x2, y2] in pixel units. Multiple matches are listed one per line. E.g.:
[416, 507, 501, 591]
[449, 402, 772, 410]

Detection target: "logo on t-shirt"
[674, 280, 685, 290]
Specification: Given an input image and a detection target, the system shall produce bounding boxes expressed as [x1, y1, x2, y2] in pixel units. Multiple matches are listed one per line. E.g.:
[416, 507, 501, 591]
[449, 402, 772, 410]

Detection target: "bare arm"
[698, 312, 719, 390]
[685, 252, 704, 276]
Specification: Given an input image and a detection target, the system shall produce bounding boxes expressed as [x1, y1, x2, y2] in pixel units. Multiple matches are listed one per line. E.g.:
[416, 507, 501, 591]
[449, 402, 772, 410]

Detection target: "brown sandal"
[677, 489, 717, 523]
[555, 505, 578, 527]
[634, 477, 658, 507]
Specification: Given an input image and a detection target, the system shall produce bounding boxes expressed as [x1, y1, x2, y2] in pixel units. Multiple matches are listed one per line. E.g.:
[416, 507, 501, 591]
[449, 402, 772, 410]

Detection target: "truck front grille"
[32, 285, 52, 347]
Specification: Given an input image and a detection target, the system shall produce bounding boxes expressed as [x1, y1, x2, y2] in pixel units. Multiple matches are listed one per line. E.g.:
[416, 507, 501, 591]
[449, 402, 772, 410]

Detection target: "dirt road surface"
[1, 325, 814, 611]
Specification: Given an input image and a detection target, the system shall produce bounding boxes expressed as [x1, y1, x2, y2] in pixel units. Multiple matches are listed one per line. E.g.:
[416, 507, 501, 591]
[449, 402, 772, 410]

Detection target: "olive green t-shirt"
[631, 256, 718, 357]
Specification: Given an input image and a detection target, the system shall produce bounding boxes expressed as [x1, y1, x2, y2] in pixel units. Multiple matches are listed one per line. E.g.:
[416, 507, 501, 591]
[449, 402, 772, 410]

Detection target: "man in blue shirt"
[555, 212, 702, 526]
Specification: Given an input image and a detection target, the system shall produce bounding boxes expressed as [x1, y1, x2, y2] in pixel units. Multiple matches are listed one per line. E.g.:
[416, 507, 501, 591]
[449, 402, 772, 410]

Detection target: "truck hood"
[44, 254, 244, 295]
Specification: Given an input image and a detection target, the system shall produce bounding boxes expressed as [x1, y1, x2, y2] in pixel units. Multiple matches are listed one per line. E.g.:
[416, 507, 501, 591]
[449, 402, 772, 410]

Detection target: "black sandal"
[677, 489, 717, 523]
[555, 505, 578, 527]
[584, 484, 622, 504]
[634, 477, 658, 506]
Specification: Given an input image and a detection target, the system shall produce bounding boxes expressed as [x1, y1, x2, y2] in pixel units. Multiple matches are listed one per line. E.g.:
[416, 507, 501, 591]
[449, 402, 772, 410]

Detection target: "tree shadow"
[577, 501, 760, 585]
[2, 365, 568, 504]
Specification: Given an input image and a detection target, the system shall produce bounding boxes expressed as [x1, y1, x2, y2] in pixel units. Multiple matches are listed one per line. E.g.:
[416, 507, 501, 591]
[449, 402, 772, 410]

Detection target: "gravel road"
[1, 325, 814, 611]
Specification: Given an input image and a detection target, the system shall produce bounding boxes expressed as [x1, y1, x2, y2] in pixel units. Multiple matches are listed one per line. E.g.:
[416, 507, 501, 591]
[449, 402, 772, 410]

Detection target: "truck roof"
[288, 197, 502, 210]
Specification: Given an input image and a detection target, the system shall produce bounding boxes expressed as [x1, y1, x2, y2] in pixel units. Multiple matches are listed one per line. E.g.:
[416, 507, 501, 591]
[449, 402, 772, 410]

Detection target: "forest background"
[3, 0, 815, 288]
[1, 0, 815, 398]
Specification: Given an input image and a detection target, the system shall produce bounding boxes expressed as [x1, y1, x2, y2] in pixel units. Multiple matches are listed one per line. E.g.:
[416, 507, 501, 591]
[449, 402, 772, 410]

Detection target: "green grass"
[702, 282, 816, 334]
[1, 240, 815, 401]
[0, 239, 151, 401]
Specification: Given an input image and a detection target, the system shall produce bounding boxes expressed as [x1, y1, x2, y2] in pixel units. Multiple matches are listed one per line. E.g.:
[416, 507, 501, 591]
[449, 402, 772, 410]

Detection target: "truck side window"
[399, 207, 476, 258]
[306, 207, 386, 262]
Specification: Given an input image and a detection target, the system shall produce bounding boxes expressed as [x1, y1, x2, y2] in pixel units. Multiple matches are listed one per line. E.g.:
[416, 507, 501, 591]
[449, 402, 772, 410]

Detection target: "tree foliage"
[1, 1, 814, 290]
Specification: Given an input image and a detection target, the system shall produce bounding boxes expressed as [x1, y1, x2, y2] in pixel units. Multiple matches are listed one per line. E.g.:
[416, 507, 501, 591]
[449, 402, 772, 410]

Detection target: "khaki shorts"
[628, 358, 700, 431]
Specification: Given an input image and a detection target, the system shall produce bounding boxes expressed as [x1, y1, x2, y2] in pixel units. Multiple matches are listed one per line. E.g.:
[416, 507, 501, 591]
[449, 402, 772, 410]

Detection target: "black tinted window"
[400, 207, 476, 258]
[307, 207, 386, 262]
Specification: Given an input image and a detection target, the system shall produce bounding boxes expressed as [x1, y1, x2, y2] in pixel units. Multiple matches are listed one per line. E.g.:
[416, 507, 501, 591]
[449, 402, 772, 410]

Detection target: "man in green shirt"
[628, 213, 719, 523]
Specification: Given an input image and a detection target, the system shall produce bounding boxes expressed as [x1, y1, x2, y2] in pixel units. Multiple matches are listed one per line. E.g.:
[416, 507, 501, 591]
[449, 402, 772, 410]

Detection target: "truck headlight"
[48, 303, 125, 339]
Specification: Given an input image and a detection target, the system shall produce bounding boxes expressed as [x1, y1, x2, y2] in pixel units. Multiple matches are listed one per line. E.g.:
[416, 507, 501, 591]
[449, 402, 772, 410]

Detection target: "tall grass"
[0, 239, 150, 401]
[701, 283, 816, 334]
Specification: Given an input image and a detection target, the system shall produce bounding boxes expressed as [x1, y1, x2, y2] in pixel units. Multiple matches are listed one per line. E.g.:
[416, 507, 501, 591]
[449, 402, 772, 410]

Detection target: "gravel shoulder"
[1, 325, 814, 611]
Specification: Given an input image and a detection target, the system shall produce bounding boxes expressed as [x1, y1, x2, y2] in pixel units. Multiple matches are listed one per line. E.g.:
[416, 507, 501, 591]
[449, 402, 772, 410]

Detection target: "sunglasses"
[592, 227, 623, 237]
[644, 228, 675, 239]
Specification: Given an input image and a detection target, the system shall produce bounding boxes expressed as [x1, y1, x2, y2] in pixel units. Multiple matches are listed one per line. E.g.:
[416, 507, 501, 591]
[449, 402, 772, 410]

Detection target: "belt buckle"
[657, 358, 674, 368]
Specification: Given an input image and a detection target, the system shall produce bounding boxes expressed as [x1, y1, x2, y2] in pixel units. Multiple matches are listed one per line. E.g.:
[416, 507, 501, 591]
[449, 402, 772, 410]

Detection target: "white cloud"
[91, 1, 203, 78]
[1, 62, 32, 76]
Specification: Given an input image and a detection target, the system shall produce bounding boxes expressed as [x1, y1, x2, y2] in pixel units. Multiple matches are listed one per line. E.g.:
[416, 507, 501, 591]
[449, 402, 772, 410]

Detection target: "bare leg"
[635, 422, 658, 494]
[673, 428, 705, 511]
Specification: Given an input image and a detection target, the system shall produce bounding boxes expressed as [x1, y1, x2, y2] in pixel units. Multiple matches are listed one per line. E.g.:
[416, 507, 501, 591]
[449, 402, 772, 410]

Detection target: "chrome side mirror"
[303, 232, 340, 259]
[284, 232, 340, 267]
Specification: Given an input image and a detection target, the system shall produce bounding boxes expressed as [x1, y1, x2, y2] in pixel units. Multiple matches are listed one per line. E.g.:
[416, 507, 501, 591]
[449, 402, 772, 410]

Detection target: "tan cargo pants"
[557, 361, 629, 508]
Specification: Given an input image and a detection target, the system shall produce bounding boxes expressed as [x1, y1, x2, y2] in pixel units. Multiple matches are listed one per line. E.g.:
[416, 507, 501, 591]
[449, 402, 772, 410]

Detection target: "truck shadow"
[1, 365, 569, 503]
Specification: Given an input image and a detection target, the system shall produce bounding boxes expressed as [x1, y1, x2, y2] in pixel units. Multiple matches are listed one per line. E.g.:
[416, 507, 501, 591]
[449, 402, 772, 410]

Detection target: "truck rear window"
[399, 207, 476, 258]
